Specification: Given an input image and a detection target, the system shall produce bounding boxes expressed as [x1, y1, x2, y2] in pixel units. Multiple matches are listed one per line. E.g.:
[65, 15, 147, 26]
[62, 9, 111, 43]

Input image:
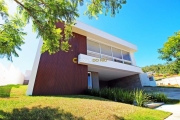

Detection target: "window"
[100, 44, 112, 56]
[87, 40, 100, 53]
[112, 47, 122, 59]
[122, 50, 131, 61]
[88, 72, 92, 89]
[114, 59, 123, 63]
[124, 61, 132, 65]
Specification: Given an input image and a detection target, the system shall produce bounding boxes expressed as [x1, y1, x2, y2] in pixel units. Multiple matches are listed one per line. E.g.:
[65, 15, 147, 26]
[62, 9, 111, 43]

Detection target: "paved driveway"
[156, 104, 180, 120]
[164, 92, 180, 100]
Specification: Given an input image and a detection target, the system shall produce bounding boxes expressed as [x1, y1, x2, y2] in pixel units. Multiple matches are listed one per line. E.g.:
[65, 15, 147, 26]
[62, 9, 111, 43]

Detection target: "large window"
[112, 47, 122, 59]
[87, 39, 133, 65]
[100, 44, 112, 56]
[87, 40, 100, 53]
[122, 50, 131, 61]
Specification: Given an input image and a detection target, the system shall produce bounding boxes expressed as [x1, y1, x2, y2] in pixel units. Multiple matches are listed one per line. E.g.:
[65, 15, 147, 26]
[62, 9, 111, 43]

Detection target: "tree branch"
[13, 0, 43, 29]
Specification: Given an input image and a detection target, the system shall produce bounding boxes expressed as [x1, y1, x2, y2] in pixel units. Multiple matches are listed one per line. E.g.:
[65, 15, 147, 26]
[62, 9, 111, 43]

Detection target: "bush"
[100, 88, 115, 100]
[134, 89, 149, 107]
[86, 88, 134, 105]
[86, 88, 168, 107]
[149, 92, 168, 103]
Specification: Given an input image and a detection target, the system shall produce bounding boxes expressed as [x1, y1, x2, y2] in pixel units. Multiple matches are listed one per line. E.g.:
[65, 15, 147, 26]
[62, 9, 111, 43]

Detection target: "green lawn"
[0, 85, 171, 120]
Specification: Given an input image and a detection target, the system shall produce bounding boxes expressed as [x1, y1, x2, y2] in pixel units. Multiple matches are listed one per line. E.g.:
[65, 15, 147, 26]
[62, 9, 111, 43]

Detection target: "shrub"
[85, 89, 100, 97]
[100, 88, 115, 100]
[149, 92, 168, 103]
[86, 88, 134, 104]
[134, 89, 149, 107]
[121, 91, 134, 104]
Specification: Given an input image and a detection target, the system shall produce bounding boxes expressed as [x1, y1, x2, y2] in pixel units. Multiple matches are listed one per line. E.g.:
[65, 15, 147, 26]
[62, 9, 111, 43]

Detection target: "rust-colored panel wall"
[33, 24, 87, 95]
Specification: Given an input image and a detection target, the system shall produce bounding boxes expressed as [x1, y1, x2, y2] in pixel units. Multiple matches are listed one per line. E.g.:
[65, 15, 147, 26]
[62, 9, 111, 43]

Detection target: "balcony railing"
[87, 50, 132, 65]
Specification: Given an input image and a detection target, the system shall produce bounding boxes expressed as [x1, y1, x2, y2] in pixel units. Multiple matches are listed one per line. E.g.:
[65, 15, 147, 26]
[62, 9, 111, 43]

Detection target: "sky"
[0, 0, 180, 74]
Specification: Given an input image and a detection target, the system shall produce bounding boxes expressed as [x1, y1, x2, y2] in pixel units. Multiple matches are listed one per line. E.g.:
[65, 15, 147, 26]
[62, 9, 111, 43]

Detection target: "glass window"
[122, 51, 131, 61]
[87, 40, 100, 53]
[88, 73, 92, 89]
[124, 61, 132, 65]
[100, 44, 112, 56]
[112, 47, 122, 59]
[114, 58, 123, 63]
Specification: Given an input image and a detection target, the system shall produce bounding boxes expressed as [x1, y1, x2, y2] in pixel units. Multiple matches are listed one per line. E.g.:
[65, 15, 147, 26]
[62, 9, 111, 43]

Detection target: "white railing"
[87, 50, 101, 58]
[87, 50, 133, 65]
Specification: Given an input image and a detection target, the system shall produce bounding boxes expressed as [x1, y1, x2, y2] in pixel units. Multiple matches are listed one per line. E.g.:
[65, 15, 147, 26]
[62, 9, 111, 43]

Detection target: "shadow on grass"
[31, 94, 110, 102]
[60, 95, 110, 101]
[113, 115, 125, 120]
[0, 84, 20, 98]
[0, 106, 85, 120]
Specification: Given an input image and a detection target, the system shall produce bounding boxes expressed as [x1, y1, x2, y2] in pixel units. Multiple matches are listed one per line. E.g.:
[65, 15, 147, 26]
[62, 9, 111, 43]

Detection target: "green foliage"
[87, 88, 169, 107]
[0, 0, 26, 61]
[0, 0, 127, 61]
[142, 62, 180, 75]
[87, 88, 136, 105]
[134, 89, 149, 107]
[149, 92, 168, 103]
[158, 31, 180, 71]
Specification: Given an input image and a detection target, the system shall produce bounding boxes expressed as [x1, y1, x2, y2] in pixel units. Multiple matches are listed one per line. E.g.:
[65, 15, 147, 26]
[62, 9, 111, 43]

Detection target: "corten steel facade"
[33, 23, 88, 95]
[27, 21, 144, 96]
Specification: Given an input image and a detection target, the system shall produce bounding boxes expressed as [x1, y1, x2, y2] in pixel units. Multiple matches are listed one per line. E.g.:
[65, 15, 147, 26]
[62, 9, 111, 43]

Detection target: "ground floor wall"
[91, 72, 99, 90]
[99, 74, 142, 90]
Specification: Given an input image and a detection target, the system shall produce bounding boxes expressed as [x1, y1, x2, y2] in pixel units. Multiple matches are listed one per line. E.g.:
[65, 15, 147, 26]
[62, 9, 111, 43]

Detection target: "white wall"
[156, 77, 180, 86]
[27, 39, 43, 95]
[0, 63, 25, 86]
[139, 73, 157, 86]
[25, 70, 32, 80]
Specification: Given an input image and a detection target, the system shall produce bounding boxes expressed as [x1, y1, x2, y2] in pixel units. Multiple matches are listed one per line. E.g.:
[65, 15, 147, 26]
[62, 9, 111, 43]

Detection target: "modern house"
[27, 21, 144, 95]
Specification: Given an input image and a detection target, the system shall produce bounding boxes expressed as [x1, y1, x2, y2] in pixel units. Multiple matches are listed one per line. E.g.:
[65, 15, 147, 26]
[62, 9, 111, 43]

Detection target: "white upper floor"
[72, 21, 137, 66]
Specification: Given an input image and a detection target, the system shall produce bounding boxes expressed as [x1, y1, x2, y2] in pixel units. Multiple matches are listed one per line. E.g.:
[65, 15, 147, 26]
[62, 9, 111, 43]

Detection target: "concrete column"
[91, 72, 99, 90]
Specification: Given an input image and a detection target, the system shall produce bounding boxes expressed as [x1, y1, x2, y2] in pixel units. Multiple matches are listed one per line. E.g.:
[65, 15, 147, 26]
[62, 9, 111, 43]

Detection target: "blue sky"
[1, 0, 180, 74]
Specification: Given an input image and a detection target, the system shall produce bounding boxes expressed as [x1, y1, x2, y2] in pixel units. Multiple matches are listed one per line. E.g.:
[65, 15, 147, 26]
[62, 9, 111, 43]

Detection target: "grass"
[0, 85, 171, 120]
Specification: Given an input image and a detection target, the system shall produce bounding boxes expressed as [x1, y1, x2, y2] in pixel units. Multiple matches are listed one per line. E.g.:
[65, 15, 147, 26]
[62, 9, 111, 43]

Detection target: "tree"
[142, 62, 180, 75]
[0, 0, 127, 61]
[158, 31, 180, 70]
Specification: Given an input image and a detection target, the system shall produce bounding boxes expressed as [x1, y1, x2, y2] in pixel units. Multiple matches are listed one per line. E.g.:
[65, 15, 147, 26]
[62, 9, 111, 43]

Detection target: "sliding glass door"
[88, 72, 92, 89]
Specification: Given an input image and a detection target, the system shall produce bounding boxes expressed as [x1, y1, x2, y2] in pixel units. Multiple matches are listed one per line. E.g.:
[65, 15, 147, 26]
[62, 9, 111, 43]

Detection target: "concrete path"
[164, 92, 180, 100]
[156, 104, 180, 120]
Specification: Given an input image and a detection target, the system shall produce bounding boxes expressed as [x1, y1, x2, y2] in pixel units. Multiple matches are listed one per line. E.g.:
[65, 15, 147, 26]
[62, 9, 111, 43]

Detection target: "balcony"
[78, 54, 143, 75]
[87, 39, 133, 66]
[87, 50, 133, 65]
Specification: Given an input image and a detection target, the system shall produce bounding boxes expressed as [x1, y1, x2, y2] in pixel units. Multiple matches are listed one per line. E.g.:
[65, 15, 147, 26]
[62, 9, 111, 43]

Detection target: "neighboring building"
[139, 73, 157, 87]
[0, 63, 24, 86]
[27, 21, 144, 95]
[0, 63, 8, 86]
[156, 77, 180, 86]
[24, 70, 32, 85]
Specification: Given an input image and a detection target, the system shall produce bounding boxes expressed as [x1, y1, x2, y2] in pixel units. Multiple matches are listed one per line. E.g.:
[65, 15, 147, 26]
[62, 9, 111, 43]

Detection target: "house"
[27, 21, 144, 95]
[156, 77, 180, 86]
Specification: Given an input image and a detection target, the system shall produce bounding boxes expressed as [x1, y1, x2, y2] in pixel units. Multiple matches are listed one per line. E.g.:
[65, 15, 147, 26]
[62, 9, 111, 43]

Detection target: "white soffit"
[72, 21, 137, 52]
